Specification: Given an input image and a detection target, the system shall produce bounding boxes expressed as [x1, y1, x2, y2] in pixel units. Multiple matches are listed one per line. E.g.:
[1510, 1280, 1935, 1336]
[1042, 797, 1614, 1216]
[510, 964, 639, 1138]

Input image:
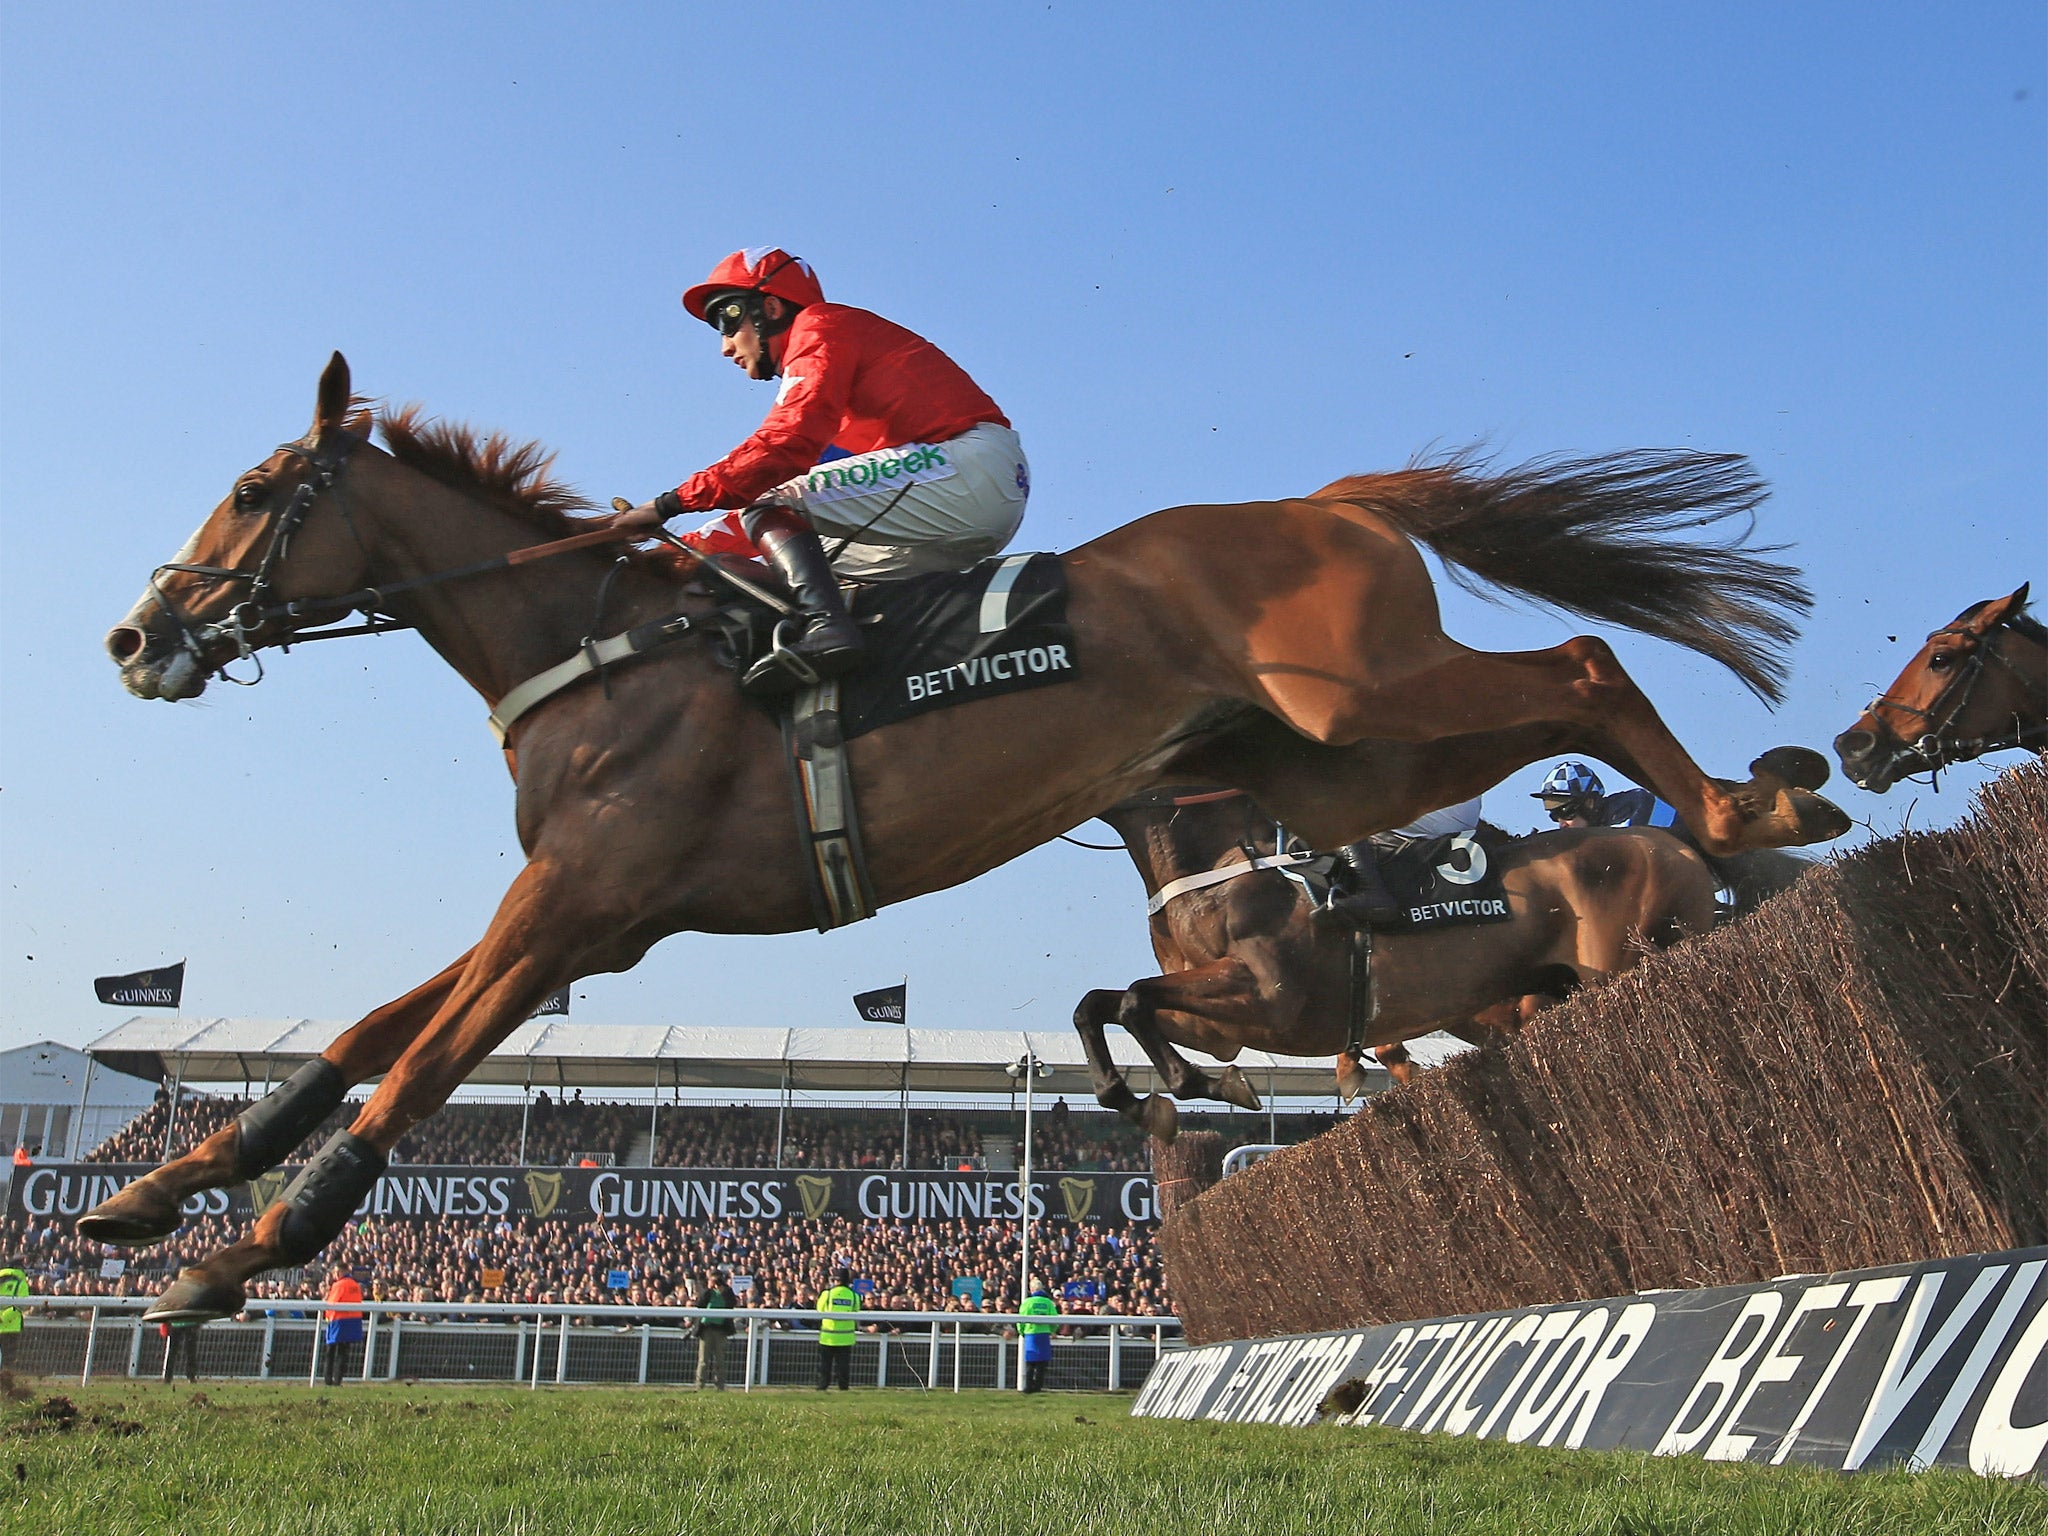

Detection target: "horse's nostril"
[1833, 730, 1874, 762]
[106, 626, 146, 663]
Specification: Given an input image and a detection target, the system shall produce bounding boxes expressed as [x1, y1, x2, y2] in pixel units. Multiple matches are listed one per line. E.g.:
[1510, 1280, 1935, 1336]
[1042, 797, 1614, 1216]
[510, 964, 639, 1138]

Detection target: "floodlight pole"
[70, 1054, 96, 1160]
[1016, 1044, 1039, 1390]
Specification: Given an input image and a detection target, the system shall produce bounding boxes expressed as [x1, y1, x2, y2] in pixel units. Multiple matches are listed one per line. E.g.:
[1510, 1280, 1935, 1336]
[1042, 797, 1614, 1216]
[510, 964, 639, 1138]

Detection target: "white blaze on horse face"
[115, 521, 215, 699]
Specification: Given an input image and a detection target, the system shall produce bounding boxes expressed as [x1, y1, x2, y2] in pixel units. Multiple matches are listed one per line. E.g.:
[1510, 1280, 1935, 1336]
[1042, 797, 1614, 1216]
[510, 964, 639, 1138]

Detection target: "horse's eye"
[233, 481, 266, 511]
[1928, 652, 1953, 671]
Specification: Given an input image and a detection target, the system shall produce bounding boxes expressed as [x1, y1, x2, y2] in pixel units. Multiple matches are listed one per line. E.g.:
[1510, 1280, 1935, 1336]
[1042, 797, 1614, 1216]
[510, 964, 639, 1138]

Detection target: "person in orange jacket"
[321, 1267, 366, 1386]
[608, 247, 1030, 694]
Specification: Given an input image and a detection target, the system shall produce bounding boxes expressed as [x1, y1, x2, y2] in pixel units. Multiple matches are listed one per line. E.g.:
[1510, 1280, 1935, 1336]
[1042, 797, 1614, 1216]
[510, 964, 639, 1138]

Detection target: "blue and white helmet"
[1534, 760, 1604, 806]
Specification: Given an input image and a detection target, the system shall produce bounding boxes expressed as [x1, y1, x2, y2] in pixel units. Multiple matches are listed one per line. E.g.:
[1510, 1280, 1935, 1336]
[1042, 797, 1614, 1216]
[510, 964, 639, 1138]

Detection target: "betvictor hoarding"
[1132, 1248, 2046, 1479]
[9, 1164, 1158, 1227]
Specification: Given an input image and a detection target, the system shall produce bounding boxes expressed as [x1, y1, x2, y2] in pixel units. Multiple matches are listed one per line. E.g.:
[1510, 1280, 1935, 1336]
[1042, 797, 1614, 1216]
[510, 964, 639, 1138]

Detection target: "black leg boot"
[739, 505, 864, 696]
[1316, 841, 1403, 928]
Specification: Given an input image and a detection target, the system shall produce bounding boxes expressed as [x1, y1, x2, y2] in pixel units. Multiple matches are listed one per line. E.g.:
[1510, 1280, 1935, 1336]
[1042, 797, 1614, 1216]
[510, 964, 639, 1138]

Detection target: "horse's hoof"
[77, 1183, 184, 1247]
[1138, 1094, 1180, 1143]
[1214, 1065, 1263, 1112]
[1750, 745, 1831, 792]
[1335, 1054, 1372, 1102]
[143, 1269, 247, 1325]
[1786, 788, 1852, 844]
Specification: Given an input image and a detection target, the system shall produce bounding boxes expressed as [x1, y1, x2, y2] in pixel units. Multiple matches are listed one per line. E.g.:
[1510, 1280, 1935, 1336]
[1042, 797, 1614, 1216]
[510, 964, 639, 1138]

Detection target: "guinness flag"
[93, 961, 185, 1009]
[529, 987, 570, 1019]
[852, 982, 906, 1023]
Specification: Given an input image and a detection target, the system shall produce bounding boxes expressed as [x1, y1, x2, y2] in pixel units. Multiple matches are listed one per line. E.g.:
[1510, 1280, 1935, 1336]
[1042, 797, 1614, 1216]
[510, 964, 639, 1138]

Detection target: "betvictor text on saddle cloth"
[832, 552, 1077, 739]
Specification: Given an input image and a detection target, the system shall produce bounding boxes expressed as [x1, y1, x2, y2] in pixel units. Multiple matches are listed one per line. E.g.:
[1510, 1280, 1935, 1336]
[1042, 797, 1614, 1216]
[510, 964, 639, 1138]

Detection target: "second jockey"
[1533, 760, 1678, 830]
[609, 247, 1029, 695]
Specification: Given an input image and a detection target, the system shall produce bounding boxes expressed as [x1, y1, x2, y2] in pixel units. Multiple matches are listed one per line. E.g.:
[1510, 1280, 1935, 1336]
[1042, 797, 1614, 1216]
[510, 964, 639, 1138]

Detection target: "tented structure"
[83, 1016, 1465, 1100]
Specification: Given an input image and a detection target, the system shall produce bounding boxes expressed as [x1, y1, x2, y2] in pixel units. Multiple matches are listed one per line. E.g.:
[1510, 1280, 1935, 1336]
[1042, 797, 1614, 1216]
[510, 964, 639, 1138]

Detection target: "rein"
[1865, 612, 2048, 784]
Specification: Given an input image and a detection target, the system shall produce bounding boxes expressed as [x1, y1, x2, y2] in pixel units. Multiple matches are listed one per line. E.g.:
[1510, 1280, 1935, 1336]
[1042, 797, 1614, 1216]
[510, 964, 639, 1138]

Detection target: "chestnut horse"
[93, 353, 1847, 1321]
[1834, 584, 2047, 792]
[1073, 790, 1804, 1138]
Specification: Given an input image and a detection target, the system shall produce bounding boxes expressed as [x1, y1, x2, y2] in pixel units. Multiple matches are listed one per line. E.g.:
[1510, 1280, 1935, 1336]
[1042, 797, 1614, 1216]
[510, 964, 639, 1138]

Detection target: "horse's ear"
[314, 351, 352, 435]
[1973, 583, 2031, 632]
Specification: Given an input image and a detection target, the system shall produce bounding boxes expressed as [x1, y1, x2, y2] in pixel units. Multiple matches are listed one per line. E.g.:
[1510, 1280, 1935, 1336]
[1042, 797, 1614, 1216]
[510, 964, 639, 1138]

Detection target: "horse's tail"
[1311, 450, 1810, 703]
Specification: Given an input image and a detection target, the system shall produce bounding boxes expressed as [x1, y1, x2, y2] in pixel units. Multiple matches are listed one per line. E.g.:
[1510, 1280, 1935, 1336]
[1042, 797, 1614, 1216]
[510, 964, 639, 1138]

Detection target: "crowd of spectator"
[19, 1093, 1351, 1325]
[0, 1208, 1173, 1321]
[79, 1091, 1324, 1173]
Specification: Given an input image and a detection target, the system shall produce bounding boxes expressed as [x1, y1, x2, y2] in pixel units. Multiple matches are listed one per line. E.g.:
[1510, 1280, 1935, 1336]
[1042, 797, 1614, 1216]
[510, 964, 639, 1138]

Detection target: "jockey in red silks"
[608, 247, 1030, 695]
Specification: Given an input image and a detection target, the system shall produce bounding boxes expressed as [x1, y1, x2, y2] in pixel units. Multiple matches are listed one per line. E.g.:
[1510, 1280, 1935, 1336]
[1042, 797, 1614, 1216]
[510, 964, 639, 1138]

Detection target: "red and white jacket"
[673, 303, 1007, 513]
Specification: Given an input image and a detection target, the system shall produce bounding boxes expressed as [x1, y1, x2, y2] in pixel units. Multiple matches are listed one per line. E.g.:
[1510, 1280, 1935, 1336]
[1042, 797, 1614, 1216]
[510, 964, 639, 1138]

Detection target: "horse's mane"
[377, 406, 595, 533]
[374, 406, 691, 578]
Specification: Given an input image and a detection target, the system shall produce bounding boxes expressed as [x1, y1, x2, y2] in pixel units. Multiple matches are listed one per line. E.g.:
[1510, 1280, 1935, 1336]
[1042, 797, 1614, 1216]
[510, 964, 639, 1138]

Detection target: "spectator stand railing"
[4, 1296, 1182, 1395]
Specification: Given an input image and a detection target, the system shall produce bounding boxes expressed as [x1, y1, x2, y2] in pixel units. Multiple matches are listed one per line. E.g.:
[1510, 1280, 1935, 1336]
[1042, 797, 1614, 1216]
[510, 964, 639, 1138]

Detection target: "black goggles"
[703, 292, 758, 336]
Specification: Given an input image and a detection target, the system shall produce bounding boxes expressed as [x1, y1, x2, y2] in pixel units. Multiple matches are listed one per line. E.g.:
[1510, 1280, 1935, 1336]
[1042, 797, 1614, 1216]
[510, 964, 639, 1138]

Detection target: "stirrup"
[741, 618, 827, 698]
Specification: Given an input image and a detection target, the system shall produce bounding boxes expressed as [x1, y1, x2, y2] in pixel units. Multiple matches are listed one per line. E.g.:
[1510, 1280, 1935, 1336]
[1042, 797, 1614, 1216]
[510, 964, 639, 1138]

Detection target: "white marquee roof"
[85, 1016, 1466, 1098]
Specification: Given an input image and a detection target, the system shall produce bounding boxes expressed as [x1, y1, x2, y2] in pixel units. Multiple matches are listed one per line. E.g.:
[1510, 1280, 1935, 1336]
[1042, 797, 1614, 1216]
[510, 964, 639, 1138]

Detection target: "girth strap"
[1347, 927, 1377, 1063]
[782, 679, 878, 931]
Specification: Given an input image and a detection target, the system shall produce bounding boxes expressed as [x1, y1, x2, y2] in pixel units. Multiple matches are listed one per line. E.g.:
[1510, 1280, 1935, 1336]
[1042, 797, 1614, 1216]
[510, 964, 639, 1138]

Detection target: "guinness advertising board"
[1131, 1247, 2047, 1479]
[9, 1164, 1159, 1227]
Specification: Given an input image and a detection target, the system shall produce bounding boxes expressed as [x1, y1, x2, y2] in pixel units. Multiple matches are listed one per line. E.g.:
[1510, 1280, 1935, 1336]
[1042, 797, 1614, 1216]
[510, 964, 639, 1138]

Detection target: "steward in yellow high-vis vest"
[815, 1267, 860, 1391]
[1020, 1284, 1059, 1393]
[0, 1264, 29, 1366]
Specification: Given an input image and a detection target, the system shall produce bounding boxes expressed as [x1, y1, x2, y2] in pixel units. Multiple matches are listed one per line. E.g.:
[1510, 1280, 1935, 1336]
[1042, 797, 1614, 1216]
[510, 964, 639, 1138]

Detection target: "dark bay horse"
[1072, 790, 1796, 1138]
[93, 353, 1848, 1320]
[1835, 584, 2047, 791]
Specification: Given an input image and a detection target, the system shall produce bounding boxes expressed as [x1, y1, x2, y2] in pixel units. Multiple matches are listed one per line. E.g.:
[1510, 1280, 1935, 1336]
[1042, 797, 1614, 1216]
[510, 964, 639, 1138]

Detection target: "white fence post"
[952, 1321, 962, 1393]
[127, 1320, 143, 1378]
[309, 1323, 322, 1388]
[80, 1306, 99, 1386]
[995, 1331, 1006, 1391]
[513, 1318, 526, 1384]
[260, 1312, 276, 1379]
[927, 1323, 939, 1393]
[743, 1316, 758, 1393]
[637, 1323, 650, 1386]
[877, 1333, 888, 1389]
[1109, 1323, 1121, 1391]
[387, 1318, 401, 1380]
[555, 1314, 569, 1384]
[530, 1313, 544, 1390]
[362, 1310, 378, 1381]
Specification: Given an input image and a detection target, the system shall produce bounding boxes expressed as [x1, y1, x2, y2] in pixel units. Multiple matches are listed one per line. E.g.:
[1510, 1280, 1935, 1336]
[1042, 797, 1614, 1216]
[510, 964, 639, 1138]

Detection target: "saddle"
[1349, 829, 1516, 933]
[700, 551, 1076, 742]
[694, 551, 1077, 933]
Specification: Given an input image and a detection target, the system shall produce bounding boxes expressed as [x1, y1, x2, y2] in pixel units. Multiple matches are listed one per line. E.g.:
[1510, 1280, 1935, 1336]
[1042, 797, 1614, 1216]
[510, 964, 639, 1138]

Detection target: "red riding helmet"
[682, 247, 825, 324]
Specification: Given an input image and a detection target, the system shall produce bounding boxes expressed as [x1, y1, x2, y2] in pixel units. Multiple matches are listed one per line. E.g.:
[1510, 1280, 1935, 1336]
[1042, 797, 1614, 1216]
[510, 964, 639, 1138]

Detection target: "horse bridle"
[1863, 611, 2048, 784]
[147, 430, 371, 687]
[142, 430, 659, 692]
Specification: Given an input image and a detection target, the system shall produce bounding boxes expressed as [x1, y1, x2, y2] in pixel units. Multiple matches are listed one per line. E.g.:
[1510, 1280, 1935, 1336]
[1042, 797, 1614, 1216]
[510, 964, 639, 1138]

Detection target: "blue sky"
[1, 3, 2041, 1059]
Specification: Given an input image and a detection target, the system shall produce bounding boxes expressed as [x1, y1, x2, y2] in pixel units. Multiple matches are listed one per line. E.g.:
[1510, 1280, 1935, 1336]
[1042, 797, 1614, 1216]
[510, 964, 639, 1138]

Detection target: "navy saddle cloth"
[1371, 829, 1515, 932]
[712, 552, 1076, 741]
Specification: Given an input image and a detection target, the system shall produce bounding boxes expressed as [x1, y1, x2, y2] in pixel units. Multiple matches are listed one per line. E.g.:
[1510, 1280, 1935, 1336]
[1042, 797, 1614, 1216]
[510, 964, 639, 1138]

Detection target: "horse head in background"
[1835, 585, 2047, 792]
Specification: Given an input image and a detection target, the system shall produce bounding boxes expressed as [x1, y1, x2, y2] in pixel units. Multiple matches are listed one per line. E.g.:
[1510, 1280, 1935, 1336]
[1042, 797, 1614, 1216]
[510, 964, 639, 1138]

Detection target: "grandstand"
[0, 1018, 1419, 1319]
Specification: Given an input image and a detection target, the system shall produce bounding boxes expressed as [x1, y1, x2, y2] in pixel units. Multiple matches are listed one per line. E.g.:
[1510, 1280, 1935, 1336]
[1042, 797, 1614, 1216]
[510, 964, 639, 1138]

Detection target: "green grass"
[0, 1381, 2036, 1535]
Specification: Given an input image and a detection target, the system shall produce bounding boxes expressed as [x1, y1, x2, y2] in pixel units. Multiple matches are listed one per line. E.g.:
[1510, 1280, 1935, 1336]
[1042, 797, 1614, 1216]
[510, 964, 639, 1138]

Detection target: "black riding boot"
[740, 505, 864, 696]
[1317, 840, 1402, 927]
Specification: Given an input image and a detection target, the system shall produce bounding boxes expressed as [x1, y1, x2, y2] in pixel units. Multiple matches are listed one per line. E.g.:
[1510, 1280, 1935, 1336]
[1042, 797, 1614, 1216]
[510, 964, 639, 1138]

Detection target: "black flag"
[529, 987, 570, 1019]
[94, 962, 185, 1009]
[852, 983, 906, 1023]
